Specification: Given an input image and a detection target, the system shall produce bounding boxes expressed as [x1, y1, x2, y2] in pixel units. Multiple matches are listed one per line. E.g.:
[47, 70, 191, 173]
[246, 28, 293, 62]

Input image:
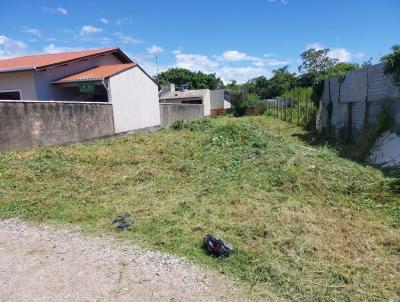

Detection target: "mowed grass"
[0, 116, 399, 301]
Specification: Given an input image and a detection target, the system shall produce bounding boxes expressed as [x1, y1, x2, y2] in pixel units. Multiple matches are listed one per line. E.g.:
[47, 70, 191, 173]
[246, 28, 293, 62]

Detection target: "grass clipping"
[0, 116, 399, 301]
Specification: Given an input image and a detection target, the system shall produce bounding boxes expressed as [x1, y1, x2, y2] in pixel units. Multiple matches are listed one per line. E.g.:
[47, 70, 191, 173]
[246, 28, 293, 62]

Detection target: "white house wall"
[34, 54, 122, 101]
[210, 90, 224, 109]
[109, 67, 160, 133]
[0, 71, 37, 99]
[203, 90, 211, 116]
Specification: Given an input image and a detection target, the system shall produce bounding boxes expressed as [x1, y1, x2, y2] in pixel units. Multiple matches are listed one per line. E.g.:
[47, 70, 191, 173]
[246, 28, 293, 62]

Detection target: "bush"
[226, 90, 261, 117]
[276, 87, 317, 130]
[208, 122, 266, 148]
[170, 120, 185, 130]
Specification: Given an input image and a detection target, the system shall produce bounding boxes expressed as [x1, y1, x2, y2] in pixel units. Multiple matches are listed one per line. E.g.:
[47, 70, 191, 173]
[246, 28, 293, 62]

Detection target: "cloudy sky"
[0, 0, 398, 83]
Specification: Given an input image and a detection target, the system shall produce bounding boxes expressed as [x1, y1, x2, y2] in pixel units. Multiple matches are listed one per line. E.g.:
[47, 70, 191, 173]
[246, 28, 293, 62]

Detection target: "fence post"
[290, 98, 293, 123]
[305, 92, 309, 124]
[297, 96, 301, 126]
[284, 99, 287, 122]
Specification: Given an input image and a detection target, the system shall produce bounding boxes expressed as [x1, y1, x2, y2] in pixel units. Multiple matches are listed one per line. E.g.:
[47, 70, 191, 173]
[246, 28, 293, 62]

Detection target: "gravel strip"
[0, 219, 249, 302]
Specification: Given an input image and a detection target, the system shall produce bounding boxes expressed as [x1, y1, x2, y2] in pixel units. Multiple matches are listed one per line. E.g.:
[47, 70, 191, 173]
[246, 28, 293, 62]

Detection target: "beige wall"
[0, 71, 37, 99]
[109, 67, 160, 133]
[0, 101, 114, 151]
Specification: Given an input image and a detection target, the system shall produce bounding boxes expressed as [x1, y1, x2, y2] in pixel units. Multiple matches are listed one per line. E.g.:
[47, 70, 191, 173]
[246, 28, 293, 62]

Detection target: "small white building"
[0, 48, 160, 133]
[159, 84, 231, 116]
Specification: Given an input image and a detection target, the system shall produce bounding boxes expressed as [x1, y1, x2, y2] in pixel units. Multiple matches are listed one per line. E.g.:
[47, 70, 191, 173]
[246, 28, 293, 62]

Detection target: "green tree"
[326, 62, 359, 78]
[298, 48, 339, 84]
[381, 45, 400, 86]
[267, 66, 296, 98]
[361, 57, 374, 68]
[155, 68, 223, 90]
[248, 66, 296, 99]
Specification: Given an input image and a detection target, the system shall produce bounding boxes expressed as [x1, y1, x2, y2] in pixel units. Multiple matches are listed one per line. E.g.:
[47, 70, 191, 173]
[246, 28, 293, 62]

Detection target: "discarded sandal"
[112, 213, 131, 224]
[116, 218, 134, 231]
[203, 234, 234, 257]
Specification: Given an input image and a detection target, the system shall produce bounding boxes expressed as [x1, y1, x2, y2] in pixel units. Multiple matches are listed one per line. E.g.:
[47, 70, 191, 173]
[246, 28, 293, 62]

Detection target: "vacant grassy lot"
[0, 116, 399, 301]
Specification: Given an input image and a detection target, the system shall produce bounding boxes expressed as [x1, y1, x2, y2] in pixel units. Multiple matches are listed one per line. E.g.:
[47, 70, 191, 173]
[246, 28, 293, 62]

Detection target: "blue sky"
[0, 0, 399, 83]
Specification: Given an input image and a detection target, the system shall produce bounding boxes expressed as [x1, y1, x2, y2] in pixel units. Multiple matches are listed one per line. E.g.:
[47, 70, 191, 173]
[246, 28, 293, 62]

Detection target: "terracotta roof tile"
[0, 48, 131, 72]
[52, 64, 137, 83]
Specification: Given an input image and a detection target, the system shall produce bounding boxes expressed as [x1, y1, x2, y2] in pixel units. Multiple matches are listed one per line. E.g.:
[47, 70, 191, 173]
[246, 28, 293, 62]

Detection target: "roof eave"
[51, 78, 104, 84]
[36, 48, 132, 71]
[0, 67, 35, 73]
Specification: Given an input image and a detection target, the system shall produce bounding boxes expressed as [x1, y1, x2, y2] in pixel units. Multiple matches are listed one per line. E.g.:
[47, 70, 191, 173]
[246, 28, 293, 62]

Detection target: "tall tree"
[298, 48, 339, 84]
[247, 66, 296, 99]
[155, 68, 223, 90]
[267, 66, 297, 98]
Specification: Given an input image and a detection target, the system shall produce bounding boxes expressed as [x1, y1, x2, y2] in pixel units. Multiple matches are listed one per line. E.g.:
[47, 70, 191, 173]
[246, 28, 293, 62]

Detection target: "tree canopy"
[298, 48, 339, 84]
[155, 68, 223, 90]
[381, 45, 400, 86]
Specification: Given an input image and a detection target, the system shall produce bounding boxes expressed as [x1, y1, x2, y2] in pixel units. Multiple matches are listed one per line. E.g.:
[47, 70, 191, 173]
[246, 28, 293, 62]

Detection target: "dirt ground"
[0, 219, 249, 302]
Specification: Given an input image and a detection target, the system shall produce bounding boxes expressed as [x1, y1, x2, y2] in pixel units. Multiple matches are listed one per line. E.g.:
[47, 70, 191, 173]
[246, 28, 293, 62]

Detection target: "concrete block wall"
[0, 101, 115, 151]
[160, 103, 204, 126]
[319, 62, 400, 141]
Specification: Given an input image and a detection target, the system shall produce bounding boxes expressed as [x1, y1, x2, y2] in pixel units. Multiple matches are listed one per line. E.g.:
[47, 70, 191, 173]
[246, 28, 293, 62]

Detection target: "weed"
[0, 116, 399, 301]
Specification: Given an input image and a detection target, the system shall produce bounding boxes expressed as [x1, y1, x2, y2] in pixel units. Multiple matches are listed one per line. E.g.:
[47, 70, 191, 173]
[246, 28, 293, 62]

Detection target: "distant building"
[159, 83, 231, 116]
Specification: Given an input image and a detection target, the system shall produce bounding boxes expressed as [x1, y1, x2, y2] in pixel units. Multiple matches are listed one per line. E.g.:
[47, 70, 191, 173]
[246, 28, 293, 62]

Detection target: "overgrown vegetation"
[156, 68, 223, 90]
[341, 104, 396, 161]
[280, 87, 317, 129]
[225, 48, 359, 125]
[382, 45, 400, 86]
[0, 116, 399, 301]
[226, 89, 261, 117]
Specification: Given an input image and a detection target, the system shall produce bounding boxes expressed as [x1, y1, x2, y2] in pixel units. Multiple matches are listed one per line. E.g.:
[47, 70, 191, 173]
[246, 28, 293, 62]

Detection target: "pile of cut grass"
[0, 116, 399, 301]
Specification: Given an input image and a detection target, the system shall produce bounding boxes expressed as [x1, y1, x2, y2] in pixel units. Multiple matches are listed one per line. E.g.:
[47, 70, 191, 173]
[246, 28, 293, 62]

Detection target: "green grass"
[1, 116, 399, 301]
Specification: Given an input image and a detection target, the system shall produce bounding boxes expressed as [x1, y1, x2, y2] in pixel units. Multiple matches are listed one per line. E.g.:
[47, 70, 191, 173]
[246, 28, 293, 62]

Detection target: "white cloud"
[80, 25, 103, 36]
[147, 45, 163, 55]
[306, 42, 365, 63]
[114, 32, 142, 44]
[266, 59, 291, 66]
[172, 50, 278, 83]
[132, 48, 288, 83]
[43, 43, 81, 54]
[327, 48, 351, 62]
[0, 35, 28, 59]
[174, 50, 219, 71]
[222, 50, 248, 61]
[21, 27, 42, 37]
[219, 66, 268, 83]
[56, 7, 68, 15]
[219, 49, 289, 67]
[306, 43, 324, 50]
[43, 6, 68, 15]
[100, 18, 108, 24]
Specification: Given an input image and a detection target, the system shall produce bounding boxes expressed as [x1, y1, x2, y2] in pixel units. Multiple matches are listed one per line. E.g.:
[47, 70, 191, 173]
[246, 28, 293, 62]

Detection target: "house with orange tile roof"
[0, 48, 160, 133]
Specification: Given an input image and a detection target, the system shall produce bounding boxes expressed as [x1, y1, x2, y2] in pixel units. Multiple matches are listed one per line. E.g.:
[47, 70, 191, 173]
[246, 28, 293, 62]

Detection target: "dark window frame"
[0, 90, 22, 100]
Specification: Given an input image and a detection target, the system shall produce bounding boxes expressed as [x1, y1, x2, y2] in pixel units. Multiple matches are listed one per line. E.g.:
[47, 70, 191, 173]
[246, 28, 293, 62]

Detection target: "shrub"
[382, 45, 400, 86]
[170, 119, 185, 130]
[227, 91, 261, 117]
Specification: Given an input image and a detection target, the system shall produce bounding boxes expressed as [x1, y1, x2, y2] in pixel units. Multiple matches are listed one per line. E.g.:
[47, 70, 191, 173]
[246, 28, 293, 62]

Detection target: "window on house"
[182, 99, 202, 104]
[0, 91, 21, 100]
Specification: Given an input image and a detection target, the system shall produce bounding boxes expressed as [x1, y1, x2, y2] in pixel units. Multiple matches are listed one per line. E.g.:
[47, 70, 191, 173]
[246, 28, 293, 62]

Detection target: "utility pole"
[155, 56, 159, 84]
